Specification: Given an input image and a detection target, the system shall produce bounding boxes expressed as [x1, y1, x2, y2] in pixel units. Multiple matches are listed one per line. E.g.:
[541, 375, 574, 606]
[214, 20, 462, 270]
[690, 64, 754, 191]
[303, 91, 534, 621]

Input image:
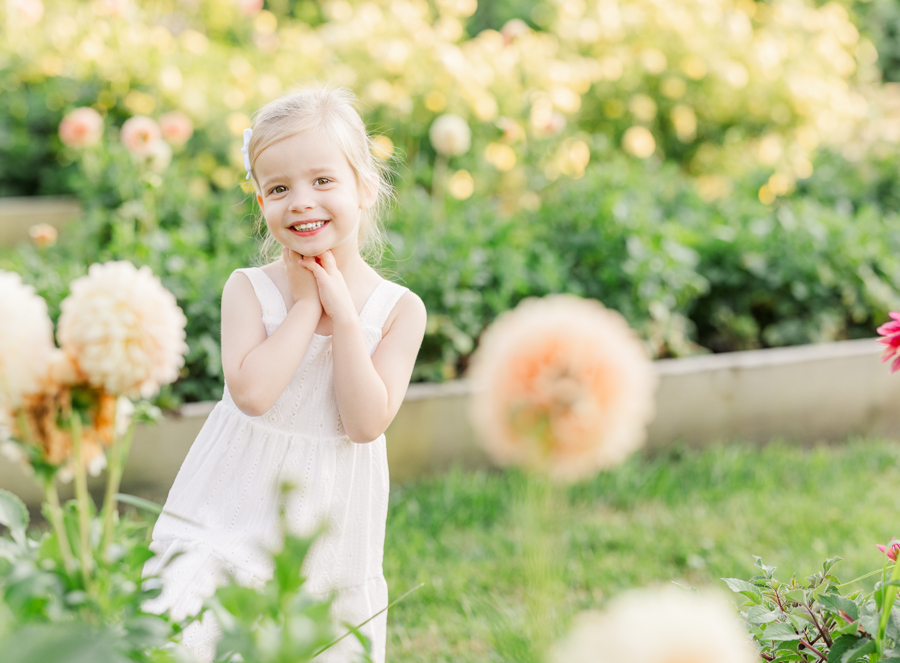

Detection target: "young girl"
[142, 86, 427, 663]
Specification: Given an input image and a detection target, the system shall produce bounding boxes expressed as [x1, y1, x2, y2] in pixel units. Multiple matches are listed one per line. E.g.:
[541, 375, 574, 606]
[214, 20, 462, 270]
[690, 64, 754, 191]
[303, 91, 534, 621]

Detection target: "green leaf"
[747, 605, 780, 625]
[785, 588, 805, 604]
[0, 622, 131, 663]
[827, 635, 876, 663]
[819, 593, 859, 622]
[121, 614, 173, 650]
[0, 488, 29, 545]
[761, 622, 801, 642]
[722, 577, 762, 601]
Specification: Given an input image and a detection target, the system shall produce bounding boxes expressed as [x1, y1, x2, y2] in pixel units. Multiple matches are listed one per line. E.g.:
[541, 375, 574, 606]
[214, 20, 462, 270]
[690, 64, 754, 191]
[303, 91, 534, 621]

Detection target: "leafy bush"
[724, 554, 900, 662]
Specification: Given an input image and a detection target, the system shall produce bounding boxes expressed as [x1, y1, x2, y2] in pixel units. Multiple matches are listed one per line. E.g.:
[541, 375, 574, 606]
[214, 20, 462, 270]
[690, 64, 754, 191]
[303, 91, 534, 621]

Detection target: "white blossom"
[429, 114, 471, 156]
[0, 271, 55, 407]
[550, 587, 758, 663]
[57, 261, 188, 398]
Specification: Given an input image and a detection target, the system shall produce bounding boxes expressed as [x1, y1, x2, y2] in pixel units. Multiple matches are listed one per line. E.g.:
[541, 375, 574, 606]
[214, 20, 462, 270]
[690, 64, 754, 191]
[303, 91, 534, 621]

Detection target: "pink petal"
[890, 354, 900, 373]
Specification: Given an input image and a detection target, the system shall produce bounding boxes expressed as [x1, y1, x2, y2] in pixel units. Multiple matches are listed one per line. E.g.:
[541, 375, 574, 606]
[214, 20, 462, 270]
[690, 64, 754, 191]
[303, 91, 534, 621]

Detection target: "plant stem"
[803, 603, 832, 647]
[101, 420, 135, 559]
[877, 559, 900, 657]
[70, 413, 94, 590]
[799, 638, 827, 662]
[43, 479, 76, 572]
[836, 568, 885, 588]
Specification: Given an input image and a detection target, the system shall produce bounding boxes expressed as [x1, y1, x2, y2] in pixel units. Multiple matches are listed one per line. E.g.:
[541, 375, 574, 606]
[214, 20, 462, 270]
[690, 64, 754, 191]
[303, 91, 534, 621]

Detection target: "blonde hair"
[246, 84, 392, 265]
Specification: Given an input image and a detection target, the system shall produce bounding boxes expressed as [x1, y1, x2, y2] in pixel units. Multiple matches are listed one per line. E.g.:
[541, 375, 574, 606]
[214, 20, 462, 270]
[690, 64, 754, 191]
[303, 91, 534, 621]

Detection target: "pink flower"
[878, 312, 900, 373]
[878, 538, 900, 561]
[159, 111, 193, 146]
[120, 116, 161, 157]
[58, 107, 104, 148]
[239, 0, 264, 15]
[13, 0, 43, 26]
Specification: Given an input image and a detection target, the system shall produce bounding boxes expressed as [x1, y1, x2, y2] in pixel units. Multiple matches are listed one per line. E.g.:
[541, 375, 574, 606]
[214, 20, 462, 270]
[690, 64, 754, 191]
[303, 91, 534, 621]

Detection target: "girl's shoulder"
[380, 279, 426, 339]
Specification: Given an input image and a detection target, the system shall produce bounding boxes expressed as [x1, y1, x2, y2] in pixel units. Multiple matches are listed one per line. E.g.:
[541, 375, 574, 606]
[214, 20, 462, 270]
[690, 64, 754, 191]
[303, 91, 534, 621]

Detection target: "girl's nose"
[288, 187, 315, 212]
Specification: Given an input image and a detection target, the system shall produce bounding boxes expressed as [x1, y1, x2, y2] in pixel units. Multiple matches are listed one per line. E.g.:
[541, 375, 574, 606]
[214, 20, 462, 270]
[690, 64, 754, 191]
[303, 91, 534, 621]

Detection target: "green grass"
[382, 439, 900, 662]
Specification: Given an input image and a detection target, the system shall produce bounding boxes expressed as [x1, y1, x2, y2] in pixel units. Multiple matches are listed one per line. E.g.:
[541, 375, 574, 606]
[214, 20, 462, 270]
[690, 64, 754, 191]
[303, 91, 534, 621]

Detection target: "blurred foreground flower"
[59, 107, 104, 149]
[159, 111, 194, 146]
[429, 114, 471, 157]
[28, 223, 57, 247]
[120, 116, 162, 157]
[0, 272, 55, 407]
[58, 261, 188, 398]
[877, 312, 900, 372]
[878, 538, 900, 561]
[550, 587, 757, 663]
[469, 295, 656, 482]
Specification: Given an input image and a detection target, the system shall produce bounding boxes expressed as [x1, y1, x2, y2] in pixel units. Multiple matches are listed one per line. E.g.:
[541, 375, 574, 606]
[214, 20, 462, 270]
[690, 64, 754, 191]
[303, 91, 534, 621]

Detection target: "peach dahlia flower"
[468, 295, 656, 483]
[120, 115, 162, 157]
[550, 587, 758, 663]
[57, 261, 188, 398]
[59, 107, 104, 148]
[159, 111, 194, 146]
[0, 271, 55, 408]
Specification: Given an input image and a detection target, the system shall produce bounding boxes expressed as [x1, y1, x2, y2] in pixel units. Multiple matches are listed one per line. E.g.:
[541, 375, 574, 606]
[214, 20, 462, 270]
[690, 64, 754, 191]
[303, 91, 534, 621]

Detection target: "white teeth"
[291, 221, 325, 232]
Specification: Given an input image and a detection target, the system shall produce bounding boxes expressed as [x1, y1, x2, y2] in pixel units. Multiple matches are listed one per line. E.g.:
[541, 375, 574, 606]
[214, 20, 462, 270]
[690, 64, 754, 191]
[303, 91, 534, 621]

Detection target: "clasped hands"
[282, 247, 356, 324]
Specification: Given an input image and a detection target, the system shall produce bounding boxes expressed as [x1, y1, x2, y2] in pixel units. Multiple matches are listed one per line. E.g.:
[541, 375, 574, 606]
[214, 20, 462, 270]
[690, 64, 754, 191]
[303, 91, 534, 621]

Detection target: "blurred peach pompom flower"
[0, 271, 55, 408]
[550, 587, 757, 663]
[120, 115, 162, 156]
[159, 111, 194, 146]
[59, 107, 104, 148]
[57, 261, 188, 398]
[28, 223, 58, 247]
[877, 312, 900, 373]
[469, 294, 656, 482]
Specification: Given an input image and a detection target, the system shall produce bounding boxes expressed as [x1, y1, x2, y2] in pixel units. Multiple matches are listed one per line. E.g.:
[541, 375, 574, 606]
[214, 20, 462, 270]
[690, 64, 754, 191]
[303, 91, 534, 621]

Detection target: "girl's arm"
[221, 252, 323, 417]
[301, 252, 427, 443]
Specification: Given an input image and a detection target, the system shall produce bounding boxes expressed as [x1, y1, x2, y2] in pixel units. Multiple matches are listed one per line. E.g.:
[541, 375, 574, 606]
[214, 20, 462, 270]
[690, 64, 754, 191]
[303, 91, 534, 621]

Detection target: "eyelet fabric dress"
[142, 267, 409, 663]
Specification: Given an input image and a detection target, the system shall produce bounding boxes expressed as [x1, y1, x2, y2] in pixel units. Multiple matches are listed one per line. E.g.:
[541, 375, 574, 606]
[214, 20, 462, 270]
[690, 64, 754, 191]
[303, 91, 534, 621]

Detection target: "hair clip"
[241, 128, 253, 180]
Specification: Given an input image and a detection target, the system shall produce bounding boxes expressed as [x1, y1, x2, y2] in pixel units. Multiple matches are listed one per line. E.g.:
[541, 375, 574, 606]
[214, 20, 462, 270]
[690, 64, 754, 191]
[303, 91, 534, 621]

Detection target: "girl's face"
[254, 129, 370, 258]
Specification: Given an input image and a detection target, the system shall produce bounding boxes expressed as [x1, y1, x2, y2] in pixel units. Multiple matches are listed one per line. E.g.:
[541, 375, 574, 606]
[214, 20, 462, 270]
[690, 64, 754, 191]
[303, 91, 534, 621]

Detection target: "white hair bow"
[241, 128, 252, 180]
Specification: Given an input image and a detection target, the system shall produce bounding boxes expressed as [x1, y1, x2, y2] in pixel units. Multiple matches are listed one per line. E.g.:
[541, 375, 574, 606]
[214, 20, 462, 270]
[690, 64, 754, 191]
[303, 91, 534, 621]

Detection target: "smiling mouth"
[289, 220, 328, 234]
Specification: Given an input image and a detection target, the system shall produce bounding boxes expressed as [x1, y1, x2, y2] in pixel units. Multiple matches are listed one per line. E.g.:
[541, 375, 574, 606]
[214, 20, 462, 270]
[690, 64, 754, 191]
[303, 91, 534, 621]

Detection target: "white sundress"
[142, 266, 409, 663]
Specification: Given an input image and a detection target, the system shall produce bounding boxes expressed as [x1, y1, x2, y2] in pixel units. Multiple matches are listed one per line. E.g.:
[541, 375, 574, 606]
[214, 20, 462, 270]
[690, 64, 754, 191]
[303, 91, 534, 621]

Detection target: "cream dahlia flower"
[550, 587, 758, 663]
[57, 261, 188, 398]
[429, 114, 472, 157]
[468, 295, 656, 483]
[0, 271, 55, 407]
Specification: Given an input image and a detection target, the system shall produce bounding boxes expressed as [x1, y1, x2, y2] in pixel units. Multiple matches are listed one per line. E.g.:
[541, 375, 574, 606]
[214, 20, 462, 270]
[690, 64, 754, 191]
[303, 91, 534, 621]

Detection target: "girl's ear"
[256, 194, 265, 211]
[359, 180, 377, 210]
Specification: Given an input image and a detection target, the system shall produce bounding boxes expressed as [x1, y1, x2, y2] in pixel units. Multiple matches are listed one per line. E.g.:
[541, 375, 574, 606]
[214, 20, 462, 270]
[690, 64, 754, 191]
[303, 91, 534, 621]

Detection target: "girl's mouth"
[289, 220, 328, 236]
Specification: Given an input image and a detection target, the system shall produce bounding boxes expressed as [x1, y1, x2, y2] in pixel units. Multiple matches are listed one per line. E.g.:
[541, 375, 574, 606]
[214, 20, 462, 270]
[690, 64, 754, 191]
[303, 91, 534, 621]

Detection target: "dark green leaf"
[827, 635, 876, 663]
[819, 593, 859, 622]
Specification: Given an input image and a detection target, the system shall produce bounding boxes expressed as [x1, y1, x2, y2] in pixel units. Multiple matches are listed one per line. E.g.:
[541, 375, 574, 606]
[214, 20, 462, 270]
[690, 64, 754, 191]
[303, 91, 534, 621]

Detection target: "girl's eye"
[315, 177, 331, 186]
[270, 185, 287, 194]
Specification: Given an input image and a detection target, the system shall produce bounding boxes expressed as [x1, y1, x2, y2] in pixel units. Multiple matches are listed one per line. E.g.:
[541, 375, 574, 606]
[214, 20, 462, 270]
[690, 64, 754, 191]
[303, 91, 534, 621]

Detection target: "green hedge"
[5, 145, 900, 406]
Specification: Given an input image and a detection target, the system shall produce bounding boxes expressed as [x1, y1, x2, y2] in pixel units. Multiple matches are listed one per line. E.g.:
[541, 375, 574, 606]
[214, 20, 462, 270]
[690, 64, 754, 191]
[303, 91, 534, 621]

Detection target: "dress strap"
[359, 280, 410, 332]
[233, 268, 288, 324]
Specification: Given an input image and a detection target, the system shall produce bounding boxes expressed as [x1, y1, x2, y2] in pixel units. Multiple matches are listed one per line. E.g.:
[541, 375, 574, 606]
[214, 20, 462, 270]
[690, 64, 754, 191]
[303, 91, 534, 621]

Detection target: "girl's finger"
[300, 255, 326, 277]
[320, 250, 339, 274]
